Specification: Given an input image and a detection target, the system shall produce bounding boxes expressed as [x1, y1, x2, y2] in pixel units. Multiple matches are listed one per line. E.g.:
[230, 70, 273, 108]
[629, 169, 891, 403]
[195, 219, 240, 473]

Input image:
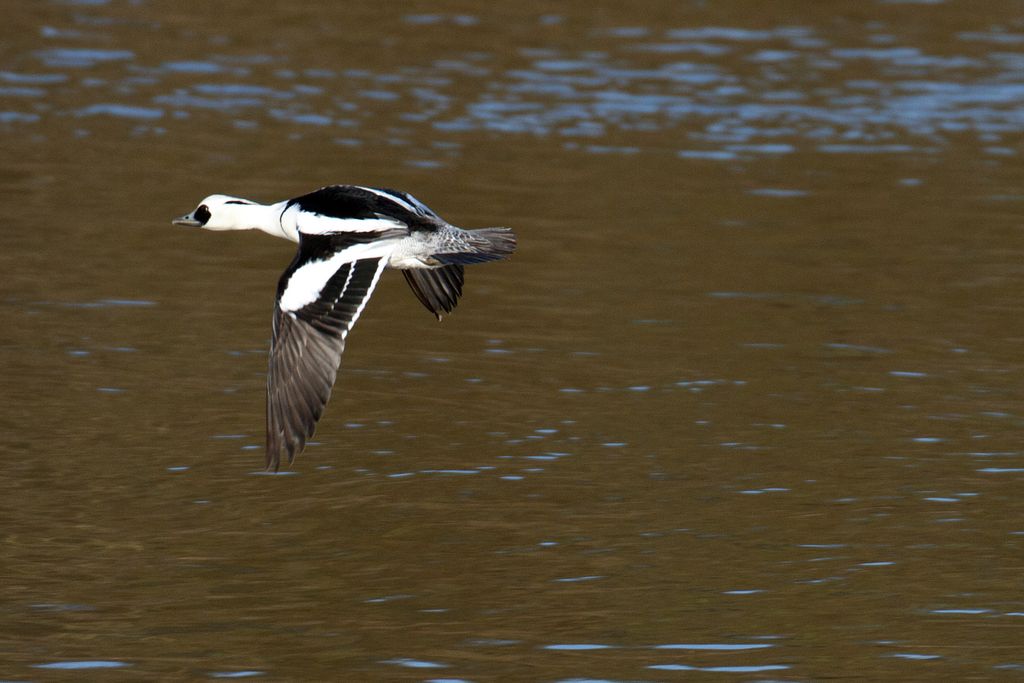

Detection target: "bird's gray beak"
[172, 213, 202, 227]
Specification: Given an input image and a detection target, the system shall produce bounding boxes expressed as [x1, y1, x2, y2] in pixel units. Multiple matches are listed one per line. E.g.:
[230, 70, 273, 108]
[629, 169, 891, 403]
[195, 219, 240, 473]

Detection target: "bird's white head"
[172, 194, 262, 231]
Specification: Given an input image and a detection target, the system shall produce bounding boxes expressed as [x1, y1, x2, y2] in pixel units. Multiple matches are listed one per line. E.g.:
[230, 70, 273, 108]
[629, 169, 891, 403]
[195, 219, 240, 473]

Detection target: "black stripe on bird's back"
[377, 187, 441, 219]
[288, 185, 438, 229]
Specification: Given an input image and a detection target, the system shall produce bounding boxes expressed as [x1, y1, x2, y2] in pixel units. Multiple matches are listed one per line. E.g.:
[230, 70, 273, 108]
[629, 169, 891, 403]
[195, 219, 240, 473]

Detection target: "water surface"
[2, 1, 1024, 680]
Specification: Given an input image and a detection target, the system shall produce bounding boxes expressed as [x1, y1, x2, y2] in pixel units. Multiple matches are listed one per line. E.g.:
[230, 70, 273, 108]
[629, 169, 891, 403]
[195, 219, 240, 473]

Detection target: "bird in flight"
[173, 185, 516, 471]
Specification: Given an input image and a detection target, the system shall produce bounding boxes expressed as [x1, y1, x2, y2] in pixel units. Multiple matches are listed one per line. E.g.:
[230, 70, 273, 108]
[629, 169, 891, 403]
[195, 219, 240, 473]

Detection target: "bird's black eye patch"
[194, 204, 212, 225]
[225, 200, 251, 205]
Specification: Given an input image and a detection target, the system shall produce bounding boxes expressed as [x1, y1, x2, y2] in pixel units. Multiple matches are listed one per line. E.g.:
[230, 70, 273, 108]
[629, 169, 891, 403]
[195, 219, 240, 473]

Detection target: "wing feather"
[266, 255, 388, 471]
[402, 264, 465, 319]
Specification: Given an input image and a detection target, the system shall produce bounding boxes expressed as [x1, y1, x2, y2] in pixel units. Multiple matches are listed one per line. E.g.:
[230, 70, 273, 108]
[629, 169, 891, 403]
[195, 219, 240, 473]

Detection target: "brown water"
[3, 1, 1024, 680]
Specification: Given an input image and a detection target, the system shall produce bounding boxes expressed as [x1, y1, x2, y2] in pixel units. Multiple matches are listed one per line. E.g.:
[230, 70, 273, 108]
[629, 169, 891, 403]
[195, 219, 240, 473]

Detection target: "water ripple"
[4, 19, 1022, 157]
[33, 660, 131, 670]
[34, 48, 134, 67]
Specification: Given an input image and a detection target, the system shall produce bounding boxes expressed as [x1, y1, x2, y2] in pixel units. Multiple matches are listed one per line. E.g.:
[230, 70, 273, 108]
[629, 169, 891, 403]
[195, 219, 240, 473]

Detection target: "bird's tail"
[433, 227, 517, 265]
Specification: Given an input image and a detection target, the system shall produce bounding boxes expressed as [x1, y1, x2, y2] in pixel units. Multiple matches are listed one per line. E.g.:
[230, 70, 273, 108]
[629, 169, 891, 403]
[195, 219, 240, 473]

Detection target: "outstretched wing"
[266, 232, 396, 471]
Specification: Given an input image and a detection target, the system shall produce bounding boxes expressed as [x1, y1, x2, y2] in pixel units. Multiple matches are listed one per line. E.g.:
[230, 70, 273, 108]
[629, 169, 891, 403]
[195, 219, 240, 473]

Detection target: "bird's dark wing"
[402, 265, 464, 320]
[266, 235, 392, 471]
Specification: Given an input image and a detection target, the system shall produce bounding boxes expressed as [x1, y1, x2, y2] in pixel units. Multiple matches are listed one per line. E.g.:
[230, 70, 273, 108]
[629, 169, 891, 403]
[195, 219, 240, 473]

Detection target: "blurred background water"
[2, 0, 1023, 680]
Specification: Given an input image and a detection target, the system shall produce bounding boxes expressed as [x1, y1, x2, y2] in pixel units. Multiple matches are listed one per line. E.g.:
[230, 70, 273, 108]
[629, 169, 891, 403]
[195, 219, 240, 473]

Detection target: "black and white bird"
[172, 185, 516, 472]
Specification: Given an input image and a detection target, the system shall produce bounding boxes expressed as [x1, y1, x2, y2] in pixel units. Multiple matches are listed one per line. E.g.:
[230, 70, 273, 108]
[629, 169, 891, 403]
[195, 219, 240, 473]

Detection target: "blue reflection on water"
[653, 643, 773, 651]
[77, 103, 164, 119]
[7, 18, 1024, 159]
[33, 660, 131, 669]
[649, 663, 790, 672]
[380, 657, 448, 668]
[208, 671, 265, 679]
[35, 48, 134, 67]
